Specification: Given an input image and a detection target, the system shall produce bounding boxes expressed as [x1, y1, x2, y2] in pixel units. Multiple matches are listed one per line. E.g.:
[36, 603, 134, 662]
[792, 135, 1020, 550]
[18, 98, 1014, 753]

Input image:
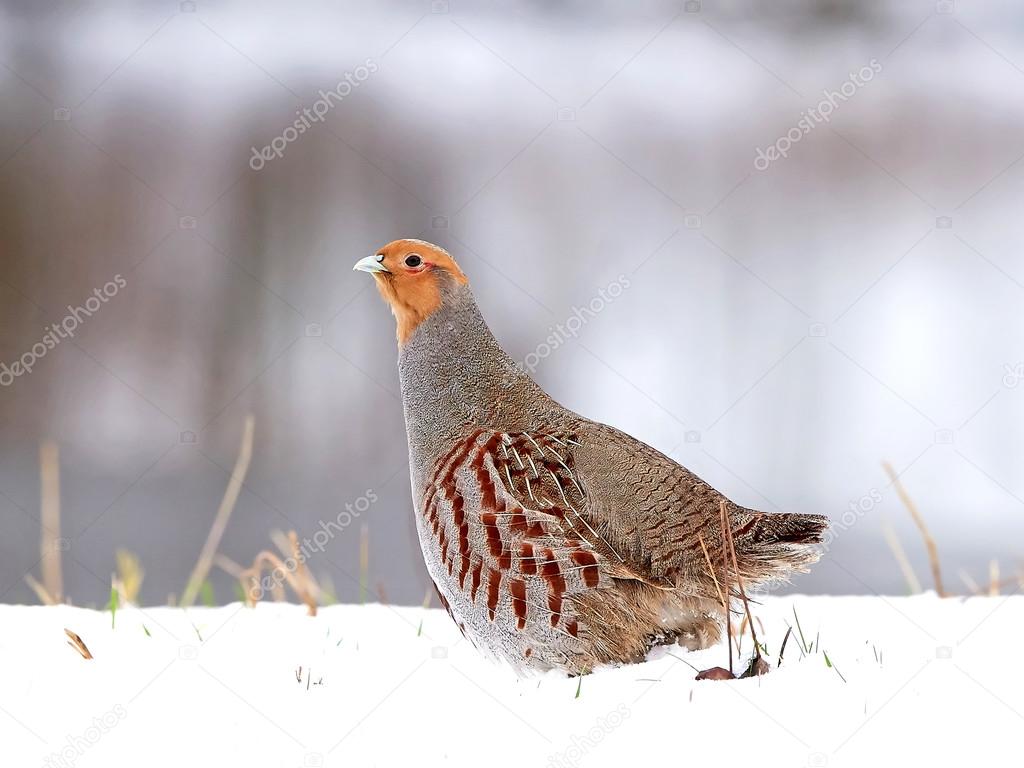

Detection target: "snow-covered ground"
[2, 595, 1019, 767]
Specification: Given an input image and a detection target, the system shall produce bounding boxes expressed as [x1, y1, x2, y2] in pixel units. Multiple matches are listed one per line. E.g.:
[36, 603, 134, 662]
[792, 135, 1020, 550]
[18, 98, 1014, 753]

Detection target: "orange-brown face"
[353, 239, 468, 344]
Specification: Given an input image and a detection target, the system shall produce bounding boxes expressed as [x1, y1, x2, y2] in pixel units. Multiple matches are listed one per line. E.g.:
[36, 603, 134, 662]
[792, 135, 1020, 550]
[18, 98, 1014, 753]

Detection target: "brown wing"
[571, 423, 731, 582]
[467, 423, 825, 590]
[572, 422, 828, 586]
[488, 426, 715, 586]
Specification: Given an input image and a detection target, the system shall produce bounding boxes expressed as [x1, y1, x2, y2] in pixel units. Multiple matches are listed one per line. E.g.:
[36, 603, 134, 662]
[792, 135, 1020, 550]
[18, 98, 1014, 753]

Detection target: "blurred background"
[1, 0, 1022, 607]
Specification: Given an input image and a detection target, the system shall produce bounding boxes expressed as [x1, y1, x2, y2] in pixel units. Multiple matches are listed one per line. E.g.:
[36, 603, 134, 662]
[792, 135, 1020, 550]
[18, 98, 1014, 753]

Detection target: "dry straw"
[883, 461, 945, 597]
[181, 415, 255, 608]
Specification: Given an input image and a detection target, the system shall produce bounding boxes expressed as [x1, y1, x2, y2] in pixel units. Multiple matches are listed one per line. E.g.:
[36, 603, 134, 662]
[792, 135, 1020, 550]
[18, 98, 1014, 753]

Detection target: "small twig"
[884, 462, 945, 597]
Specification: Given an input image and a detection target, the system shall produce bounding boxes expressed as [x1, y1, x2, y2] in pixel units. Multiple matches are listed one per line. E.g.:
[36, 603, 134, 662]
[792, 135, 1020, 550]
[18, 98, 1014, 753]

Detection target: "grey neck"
[397, 281, 556, 460]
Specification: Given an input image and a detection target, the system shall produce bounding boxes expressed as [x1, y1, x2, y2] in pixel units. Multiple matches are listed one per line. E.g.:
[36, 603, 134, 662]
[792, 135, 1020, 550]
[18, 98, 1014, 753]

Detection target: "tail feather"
[729, 509, 829, 585]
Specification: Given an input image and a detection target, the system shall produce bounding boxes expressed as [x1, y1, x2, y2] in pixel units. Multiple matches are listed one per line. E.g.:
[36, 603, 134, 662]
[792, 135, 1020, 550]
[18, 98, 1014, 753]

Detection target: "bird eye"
[405, 254, 422, 268]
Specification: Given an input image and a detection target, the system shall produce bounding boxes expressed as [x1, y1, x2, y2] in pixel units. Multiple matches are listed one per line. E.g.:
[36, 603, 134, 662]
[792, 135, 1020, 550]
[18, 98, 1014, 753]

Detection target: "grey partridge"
[354, 240, 827, 674]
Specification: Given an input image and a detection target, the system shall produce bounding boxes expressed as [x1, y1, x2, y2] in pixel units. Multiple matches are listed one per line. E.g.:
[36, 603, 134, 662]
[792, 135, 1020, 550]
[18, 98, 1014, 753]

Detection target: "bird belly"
[413, 501, 561, 672]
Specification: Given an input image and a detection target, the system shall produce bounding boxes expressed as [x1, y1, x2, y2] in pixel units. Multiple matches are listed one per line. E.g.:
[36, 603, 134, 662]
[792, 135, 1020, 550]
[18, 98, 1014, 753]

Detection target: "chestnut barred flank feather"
[357, 239, 829, 674]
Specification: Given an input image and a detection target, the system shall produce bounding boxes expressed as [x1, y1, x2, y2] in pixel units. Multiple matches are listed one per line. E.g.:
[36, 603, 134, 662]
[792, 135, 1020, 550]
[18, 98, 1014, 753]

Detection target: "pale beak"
[353, 255, 390, 274]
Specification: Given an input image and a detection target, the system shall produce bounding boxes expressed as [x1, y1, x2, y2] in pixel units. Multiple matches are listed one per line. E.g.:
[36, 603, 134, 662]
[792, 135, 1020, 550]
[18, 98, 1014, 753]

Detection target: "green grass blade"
[823, 651, 847, 683]
[108, 585, 119, 629]
[792, 605, 809, 654]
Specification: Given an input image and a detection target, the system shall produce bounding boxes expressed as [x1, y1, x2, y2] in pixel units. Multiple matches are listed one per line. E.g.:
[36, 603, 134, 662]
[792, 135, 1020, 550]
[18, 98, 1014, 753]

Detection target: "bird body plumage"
[358, 240, 828, 674]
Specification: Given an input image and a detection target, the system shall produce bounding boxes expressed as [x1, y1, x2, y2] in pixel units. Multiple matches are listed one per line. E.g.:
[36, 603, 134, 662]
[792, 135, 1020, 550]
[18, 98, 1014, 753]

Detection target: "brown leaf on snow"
[65, 628, 93, 660]
[741, 654, 771, 678]
[695, 666, 736, 681]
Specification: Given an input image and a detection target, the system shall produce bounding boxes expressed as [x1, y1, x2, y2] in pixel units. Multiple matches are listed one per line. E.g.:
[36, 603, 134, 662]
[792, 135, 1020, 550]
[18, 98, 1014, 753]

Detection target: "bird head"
[354, 239, 469, 344]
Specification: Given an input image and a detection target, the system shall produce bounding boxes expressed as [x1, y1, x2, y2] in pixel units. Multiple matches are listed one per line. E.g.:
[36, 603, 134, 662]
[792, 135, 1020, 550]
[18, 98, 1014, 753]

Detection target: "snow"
[2, 595, 1020, 767]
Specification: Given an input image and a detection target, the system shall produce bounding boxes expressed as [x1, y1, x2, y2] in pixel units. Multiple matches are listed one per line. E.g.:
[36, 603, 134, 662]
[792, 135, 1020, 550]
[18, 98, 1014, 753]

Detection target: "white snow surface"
[2, 595, 1019, 767]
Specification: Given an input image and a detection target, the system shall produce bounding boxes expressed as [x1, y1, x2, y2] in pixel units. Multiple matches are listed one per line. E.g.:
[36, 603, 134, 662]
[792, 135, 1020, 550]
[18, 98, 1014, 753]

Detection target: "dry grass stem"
[270, 580, 286, 603]
[697, 529, 731, 659]
[181, 415, 255, 607]
[24, 574, 57, 605]
[721, 501, 766, 676]
[115, 550, 144, 604]
[213, 554, 246, 579]
[881, 520, 922, 594]
[717, 502, 734, 674]
[696, 532, 727, 609]
[959, 567, 980, 595]
[40, 441, 63, 604]
[883, 462, 945, 597]
[359, 523, 370, 604]
[975, 573, 1024, 594]
[288, 531, 318, 603]
[239, 544, 318, 616]
[269, 529, 294, 559]
[778, 626, 794, 667]
[957, 569, 1015, 597]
